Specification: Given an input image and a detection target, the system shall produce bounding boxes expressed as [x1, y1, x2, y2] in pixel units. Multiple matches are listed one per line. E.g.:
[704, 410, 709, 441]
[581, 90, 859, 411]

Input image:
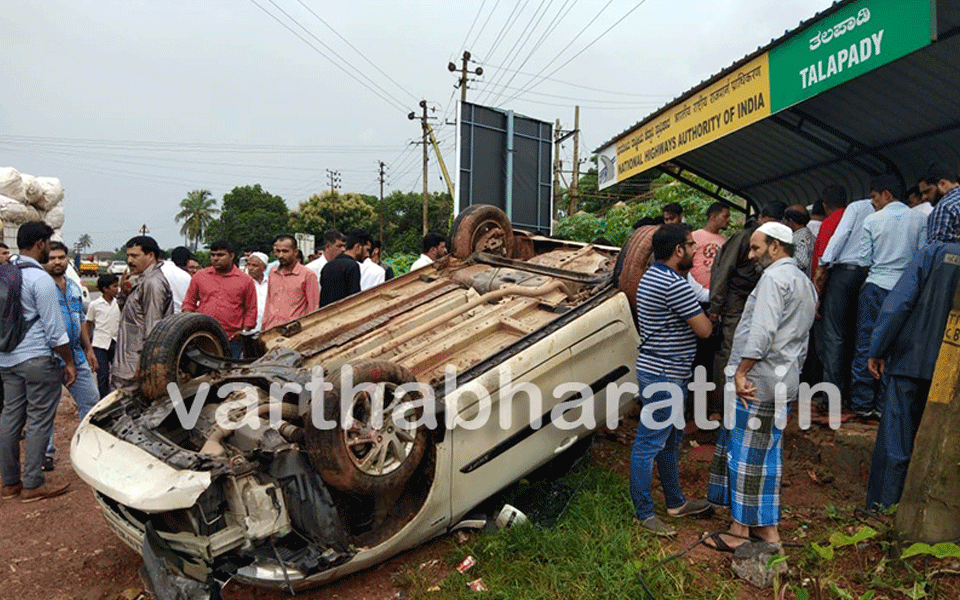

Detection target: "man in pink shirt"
[690, 202, 730, 288]
[182, 240, 257, 358]
[262, 234, 320, 331]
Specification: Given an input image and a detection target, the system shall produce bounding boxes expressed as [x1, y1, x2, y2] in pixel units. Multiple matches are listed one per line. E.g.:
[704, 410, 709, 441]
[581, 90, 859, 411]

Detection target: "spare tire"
[449, 204, 514, 259]
[139, 313, 230, 400]
[613, 224, 660, 325]
[305, 360, 429, 495]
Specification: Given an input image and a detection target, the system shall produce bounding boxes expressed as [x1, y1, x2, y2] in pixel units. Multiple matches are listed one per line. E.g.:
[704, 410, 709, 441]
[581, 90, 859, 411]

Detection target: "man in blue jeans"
[631, 223, 713, 537]
[42, 241, 103, 470]
[849, 176, 925, 419]
[0, 222, 74, 502]
[865, 241, 960, 510]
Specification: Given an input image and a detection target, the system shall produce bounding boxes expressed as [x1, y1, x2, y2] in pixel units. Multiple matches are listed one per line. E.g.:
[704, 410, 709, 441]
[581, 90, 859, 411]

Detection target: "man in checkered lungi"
[705, 222, 817, 552]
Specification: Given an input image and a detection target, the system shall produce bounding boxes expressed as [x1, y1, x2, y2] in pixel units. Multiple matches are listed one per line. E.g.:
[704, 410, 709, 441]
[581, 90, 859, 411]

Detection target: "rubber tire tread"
[449, 204, 515, 259]
[305, 359, 429, 495]
[613, 225, 660, 325]
[138, 312, 230, 400]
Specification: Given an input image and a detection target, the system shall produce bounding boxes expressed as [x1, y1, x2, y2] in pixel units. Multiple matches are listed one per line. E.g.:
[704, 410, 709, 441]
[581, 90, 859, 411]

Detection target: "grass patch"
[396, 464, 738, 600]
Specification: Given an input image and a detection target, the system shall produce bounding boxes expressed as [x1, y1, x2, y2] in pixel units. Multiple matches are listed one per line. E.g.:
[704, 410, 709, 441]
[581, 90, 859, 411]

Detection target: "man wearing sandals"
[705, 222, 816, 552]
[631, 223, 714, 537]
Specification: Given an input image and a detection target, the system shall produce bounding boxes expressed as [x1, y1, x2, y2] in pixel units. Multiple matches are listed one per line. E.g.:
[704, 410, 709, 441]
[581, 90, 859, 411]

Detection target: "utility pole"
[553, 119, 562, 222]
[378, 160, 386, 243]
[409, 100, 432, 235]
[326, 169, 341, 195]
[139, 224, 149, 236]
[326, 169, 341, 228]
[448, 51, 483, 103]
[570, 106, 580, 216]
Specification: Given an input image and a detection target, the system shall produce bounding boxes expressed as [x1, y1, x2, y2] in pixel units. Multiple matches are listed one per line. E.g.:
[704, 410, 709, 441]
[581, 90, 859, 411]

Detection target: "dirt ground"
[0, 396, 951, 600]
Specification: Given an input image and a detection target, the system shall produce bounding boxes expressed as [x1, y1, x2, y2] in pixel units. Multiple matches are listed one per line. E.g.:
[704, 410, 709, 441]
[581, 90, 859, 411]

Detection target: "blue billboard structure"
[456, 101, 553, 234]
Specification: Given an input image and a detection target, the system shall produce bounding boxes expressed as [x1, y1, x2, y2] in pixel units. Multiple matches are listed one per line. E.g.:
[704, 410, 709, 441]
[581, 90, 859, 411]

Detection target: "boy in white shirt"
[83, 274, 121, 397]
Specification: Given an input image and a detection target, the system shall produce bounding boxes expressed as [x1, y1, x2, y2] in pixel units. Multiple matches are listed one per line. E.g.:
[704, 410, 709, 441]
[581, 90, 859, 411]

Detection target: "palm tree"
[176, 189, 219, 250]
[77, 233, 92, 252]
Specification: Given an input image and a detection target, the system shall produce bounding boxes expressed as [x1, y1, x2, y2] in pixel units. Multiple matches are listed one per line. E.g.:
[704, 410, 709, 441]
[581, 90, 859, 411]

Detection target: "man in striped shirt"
[631, 223, 713, 537]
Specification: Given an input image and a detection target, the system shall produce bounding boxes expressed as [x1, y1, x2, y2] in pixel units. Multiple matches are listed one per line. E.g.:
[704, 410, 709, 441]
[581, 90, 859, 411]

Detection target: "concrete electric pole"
[570, 105, 580, 217]
[553, 119, 562, 222]
[326, 169, 341, 196]
[326, 169, 341, 228]
[378, 160, 386, 243]
[448, 51, 483, 103]
[409, 100, 431, 235]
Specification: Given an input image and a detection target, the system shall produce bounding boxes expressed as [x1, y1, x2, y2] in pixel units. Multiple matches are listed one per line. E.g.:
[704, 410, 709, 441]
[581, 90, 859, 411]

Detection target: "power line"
[460, 0, 489, 56]
[486, 0, 576, 105]
[473, 64, 674, 98]
[293, 0, 420, 104]
[1, 133, 399, 153]
[261, 0, 410, 112]
[492, 0, 616, 105]
[484, 0, 552, 105]
[503, 0, 653, 104]
[485, 83, 667, 105]
[469, 0, 504, 51]
[247, 0, 409, 114]
[478, 0, 530, 89]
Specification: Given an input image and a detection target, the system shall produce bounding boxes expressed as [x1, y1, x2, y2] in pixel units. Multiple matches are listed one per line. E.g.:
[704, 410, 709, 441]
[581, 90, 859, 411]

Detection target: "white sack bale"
[0, 167, 25, 202]
[43, 205, 65, 228]
[35, 177, 64, 211]
[51, 229, 63, 243]
[0, 194, 41, 224]
[21, 174, 43, 206]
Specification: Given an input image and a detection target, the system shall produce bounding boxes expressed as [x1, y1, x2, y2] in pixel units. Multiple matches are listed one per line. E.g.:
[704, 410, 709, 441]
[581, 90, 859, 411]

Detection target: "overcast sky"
[1, 0, 835, 252]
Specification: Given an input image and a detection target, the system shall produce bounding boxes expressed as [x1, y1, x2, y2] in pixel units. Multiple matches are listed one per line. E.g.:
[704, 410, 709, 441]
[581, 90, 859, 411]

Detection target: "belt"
[831, 263, 866, 271]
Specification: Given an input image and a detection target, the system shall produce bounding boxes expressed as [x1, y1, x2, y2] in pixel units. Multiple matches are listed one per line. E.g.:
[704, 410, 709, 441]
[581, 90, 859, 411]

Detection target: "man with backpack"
[0, 222, 74, 502]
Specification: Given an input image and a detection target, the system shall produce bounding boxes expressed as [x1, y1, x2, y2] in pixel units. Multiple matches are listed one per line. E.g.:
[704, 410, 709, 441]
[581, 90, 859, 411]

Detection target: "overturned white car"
[71, 206, 655, 593]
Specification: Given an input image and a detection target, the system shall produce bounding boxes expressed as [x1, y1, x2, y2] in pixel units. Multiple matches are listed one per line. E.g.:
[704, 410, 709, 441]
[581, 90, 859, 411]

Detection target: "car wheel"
[449, 204, 515, 259]
[613, 224, 659, 325]
[305, 360, 429, 495]
[138, 313, 230, 400]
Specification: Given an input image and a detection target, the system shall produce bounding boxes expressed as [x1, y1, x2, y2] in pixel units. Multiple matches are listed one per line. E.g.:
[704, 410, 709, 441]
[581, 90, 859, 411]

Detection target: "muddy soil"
[1, 397, 953, 600]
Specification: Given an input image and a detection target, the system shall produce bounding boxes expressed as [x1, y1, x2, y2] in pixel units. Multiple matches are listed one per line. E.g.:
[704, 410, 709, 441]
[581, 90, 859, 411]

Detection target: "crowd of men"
[3, 163, 955, 553]
[631, 162, 960, 552]
[0, 222, 448, 501]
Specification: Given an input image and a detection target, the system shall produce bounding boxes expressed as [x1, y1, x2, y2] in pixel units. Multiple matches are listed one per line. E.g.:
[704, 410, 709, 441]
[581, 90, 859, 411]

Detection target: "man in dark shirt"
[320, 230, 372, 307]
[865, 241, 960, 510]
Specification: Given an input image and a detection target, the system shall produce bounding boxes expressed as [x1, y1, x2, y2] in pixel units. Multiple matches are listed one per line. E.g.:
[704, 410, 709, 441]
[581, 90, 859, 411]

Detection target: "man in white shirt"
[305, 230, 345, 282]
[360, 256, 386, 291]
[246, 252, 270, 332]
[410, 232, 448, 271]
[160, 246, 193, 315]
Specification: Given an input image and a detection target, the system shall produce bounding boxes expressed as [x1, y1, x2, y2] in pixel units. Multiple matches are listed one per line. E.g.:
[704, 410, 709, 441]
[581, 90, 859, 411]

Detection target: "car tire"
[305, 359, 429, 495]
[138, 313, 231, 400]
[613, 224, 660, 325]
[449, 204, 515, 259]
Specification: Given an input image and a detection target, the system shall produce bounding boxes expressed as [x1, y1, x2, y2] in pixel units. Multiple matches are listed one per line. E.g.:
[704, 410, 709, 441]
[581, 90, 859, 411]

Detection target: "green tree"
[76, 233, 92, 252]
[206, 184, 288, 253]
[380, 191, 453, 255]
[176, 189, 219, 250]
[554, 172, 744, 246]
[288, 191, 378, 236]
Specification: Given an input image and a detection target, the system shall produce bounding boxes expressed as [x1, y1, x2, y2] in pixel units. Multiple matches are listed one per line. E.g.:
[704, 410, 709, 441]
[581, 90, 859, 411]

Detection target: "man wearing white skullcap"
[705, 217, 817, 553]
[245, 252, 270, 332]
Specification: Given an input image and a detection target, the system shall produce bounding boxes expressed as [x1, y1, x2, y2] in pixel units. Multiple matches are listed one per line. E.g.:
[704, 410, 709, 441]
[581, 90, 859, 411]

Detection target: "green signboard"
[769, 0, 932, 112]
